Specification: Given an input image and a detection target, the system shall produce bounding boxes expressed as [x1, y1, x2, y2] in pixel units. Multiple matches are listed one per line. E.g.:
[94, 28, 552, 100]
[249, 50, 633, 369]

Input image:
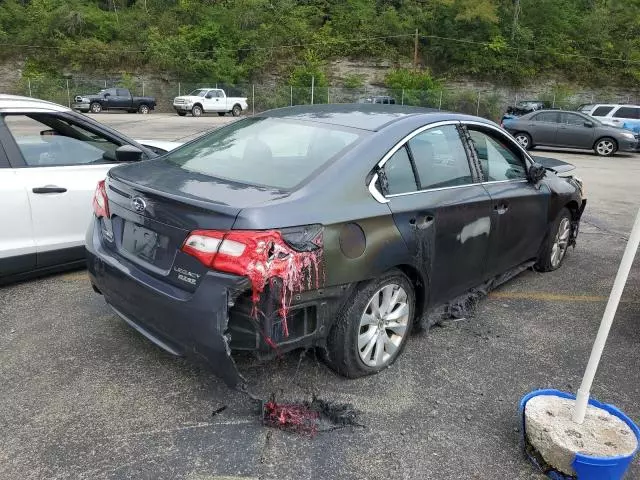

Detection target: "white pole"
[252, 84, 255, 115]
[178, 82, 181, 96]
[66, 79, 71, 107]
[28, 79, 32, 97]
[573, 207, 640, 424]
[104, 80, 107, 88]
[290, 85, 293, 106]
[142, 81, 145, 96]
[327, 87, 330, 104]
[311, 76, 315, 105]
[401, 89, 404, 105]
[552, 93, 556, 108]
[476, 91, 481, 116]
[438, 90, 442, 110]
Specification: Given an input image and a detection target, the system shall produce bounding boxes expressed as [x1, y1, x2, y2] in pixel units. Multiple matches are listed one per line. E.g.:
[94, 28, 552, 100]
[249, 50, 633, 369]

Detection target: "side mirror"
[584, 121, 594, 128]
[527, 163, 546, 184]
[205, 93, 214, 99]
[103, 92, 110, 97]
[40, 129, 57, 136]
[115, 145, 144, 163]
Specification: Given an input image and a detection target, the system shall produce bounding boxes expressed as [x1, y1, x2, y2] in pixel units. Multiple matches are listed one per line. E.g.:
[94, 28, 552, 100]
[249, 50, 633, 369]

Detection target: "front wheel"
[90, 102, 102, 113]
[514, 132, 532, 150]
[535, 208, 572, 272]
[594, 137, 617, 157]
[232, 104, 242, 117]
[324, 269, 414, 378]
[191, 105, 203, 117]
[138, 104, 150, 114]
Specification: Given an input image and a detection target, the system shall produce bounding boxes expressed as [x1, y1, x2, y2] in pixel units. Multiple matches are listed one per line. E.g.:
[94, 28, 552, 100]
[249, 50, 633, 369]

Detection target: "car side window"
[105, 88, 117, 96]
[561, 113, 586, 126]
[382, 146, 418, 195]
[592, 106, 614, 116]
[613, 107, 640, 119]
[116, 89, 128, 96]
[468, 129, 528, 182]
[4, 114, 124, 167]
[533, 112, 559, 123]
[408, 125, 472, 189]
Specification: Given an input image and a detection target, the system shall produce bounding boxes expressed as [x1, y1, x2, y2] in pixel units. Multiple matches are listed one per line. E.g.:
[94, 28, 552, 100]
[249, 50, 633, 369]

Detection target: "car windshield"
[188, 89, 208, 97]
[164, 117, 364, 190]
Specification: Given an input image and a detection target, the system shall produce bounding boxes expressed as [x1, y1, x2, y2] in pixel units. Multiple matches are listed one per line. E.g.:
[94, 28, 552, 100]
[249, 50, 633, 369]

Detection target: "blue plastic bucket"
[519, 389, 640, 480]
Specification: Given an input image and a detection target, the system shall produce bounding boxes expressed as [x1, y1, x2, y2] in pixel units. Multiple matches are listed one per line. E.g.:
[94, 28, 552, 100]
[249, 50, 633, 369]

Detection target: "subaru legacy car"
[86, 105, 586, 389]
[0, 95, 181, 283]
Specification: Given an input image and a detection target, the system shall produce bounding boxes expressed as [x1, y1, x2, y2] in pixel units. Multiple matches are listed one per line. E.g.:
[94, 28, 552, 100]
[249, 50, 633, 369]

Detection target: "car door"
[1, 112, 134, 268]
[102, 88, 118, 109]
[201, 89, 220, 112]
[609, 106, 640, 128]
[380, 122, 493, 305]
[556, 112, 596, 149]
[114, 89, 131, 109]
[0, 130, 36, 277]
[465, 123, 549, 279]
[527, 111, 560, 146]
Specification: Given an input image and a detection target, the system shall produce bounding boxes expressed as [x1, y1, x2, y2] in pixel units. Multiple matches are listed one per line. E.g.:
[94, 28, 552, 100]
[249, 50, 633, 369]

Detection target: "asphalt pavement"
[1, 112, 639, 479]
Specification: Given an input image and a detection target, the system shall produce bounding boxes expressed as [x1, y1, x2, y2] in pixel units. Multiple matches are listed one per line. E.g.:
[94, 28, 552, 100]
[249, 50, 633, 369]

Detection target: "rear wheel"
[514, 132, 532, 150]
[232, 104, 242, 117]
[594, 137, 617, 156]
[191, 105, 203, 117]
[138, 104, 150, 114]
[325, 269, 414, 378]
[90, 102, 102, 113]
[535, 208, 572, 272]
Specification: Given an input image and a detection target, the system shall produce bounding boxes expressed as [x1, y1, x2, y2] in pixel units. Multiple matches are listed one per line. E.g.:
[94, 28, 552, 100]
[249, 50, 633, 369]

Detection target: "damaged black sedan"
[86, 105, 586, 390]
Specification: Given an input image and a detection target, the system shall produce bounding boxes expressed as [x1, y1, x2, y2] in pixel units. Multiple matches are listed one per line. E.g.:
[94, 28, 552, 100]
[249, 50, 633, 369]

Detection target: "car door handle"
[409, 215, 434, 230]
[494, 203, 509, 214]
[32, 186, 67, 194]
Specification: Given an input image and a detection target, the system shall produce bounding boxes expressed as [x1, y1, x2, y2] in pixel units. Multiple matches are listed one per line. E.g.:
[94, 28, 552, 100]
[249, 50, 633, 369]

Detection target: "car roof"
[258, 104, 481, 131]
[0, 94, 70, 112]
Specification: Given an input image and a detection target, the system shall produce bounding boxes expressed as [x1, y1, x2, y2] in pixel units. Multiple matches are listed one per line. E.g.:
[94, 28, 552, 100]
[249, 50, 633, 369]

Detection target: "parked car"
[73, 88, 157, 114]
[502, 109, 639, 156]
[0, 94, 180, 283]
[172, 88, 249, 117]
[359, 95, 397, 105]
[581, 104, 640, 128]
[86, 104, 586, 389]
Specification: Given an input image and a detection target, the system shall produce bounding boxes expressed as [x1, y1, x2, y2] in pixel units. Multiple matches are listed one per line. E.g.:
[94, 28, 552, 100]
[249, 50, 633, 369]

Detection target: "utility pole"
[511, 0, 521, 41]
[413, 28, 419, 69]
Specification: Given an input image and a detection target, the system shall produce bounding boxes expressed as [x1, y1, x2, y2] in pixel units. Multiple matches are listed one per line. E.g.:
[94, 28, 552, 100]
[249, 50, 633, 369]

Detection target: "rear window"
[592, 106, 614, 116]
[164, 117, 363, 190]
[613, 107, 640, 119]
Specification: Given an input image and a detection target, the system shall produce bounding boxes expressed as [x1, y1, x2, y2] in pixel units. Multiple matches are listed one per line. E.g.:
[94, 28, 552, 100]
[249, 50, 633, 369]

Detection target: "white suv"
[583, 104, 640, 128]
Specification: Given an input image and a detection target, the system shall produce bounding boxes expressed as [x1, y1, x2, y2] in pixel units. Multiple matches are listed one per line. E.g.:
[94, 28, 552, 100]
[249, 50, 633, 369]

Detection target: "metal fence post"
[327, 87, 330, 104]
[438, 90, 443, 110]
[290, 86, 293, 106]
[142, 81, 145, 96]
[552, 93, 556, 108]
[28, 79, 32, 97]
[311, 76, 315, 105]
[476, 91, 481, 116]
[66, 79, 71, 107]
[104, 80, 107, 88]
[178, 82, 181, 96]
[401, 89, 404, 105]
[252, 84, 255, 115]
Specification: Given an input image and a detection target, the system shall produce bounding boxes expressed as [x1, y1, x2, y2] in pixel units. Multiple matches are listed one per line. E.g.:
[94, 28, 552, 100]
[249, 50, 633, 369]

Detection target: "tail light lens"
[181, 226, 322, 276]
[92, 180, 110, 218]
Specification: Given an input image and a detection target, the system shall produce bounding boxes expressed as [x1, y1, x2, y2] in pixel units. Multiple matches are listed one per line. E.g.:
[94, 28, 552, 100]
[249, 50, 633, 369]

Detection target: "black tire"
[138, 104, 150, 114]
[191, 104, 203, 117]
[232, 104, 242, 117]
[218, 112, 226, 117]
[177, 111, 187, 117]
[594, 137, 617, 157]
[535, 207, 572, 272]
[90, 102, 102, 114]
[324, 269, 415, 378]
[514, 132, 532, 150]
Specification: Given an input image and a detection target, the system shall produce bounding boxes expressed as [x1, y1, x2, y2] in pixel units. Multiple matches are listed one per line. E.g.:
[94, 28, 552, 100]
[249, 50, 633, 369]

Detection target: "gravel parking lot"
[1, 112, 639, 480]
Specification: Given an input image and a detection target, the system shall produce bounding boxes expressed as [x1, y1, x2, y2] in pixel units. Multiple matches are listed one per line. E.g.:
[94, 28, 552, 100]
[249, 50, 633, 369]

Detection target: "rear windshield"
[164, 117, 363, 189]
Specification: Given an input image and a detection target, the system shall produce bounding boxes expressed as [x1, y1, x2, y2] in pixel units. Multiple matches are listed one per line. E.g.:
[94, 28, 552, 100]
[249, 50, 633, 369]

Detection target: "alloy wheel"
[515, 134, 530, 149]
[357, 284, 409, 368]
[551, 217, 571, 268]
[596, 140, 614, 156]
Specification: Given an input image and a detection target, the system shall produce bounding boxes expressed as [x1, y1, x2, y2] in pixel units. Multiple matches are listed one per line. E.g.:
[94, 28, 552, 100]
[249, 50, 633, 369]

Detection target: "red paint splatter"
[214, 230, 323, 339]
[262, 400, 320, 436]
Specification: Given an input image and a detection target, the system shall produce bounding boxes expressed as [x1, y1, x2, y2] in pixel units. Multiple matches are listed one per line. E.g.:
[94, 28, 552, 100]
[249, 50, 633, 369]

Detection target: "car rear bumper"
[86, 218, 250, 389]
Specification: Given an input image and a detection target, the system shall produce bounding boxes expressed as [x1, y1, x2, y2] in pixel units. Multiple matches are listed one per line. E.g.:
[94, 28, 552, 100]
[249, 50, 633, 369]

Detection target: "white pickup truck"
[172, 88, 249, 117]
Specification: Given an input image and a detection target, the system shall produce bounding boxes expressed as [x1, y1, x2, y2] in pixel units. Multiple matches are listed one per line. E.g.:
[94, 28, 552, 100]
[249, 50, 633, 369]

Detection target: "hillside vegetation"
[1, 0, 639, 87]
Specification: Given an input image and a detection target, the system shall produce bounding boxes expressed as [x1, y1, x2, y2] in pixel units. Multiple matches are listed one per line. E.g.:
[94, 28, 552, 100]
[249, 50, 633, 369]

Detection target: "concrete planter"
[519, 389, 640, 479]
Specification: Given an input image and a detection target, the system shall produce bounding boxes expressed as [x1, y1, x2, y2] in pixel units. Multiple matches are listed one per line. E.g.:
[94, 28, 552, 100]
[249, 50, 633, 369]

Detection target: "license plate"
[122, 222, 161, 262]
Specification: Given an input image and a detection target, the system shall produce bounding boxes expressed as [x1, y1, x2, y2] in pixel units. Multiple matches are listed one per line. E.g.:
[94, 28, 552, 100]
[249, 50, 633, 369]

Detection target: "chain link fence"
[8, 75, 640, 121]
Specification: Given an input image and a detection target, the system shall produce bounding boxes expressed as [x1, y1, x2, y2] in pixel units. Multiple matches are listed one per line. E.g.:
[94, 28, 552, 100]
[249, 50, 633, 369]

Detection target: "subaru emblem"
[131, 196, 146, 213]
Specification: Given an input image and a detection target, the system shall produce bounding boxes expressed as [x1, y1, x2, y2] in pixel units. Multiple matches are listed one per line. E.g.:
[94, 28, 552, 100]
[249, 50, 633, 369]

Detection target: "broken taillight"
[92, 180, 110, 218]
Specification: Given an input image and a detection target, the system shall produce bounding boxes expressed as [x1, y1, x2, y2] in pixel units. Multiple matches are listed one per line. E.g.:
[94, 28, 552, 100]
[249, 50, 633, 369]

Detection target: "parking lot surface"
[1, 113, 639, 479]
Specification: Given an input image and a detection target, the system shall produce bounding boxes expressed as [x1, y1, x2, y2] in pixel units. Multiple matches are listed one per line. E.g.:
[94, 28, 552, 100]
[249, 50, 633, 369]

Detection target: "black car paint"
[86, 105, 585, 390]
[74, 88, 156, 113]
